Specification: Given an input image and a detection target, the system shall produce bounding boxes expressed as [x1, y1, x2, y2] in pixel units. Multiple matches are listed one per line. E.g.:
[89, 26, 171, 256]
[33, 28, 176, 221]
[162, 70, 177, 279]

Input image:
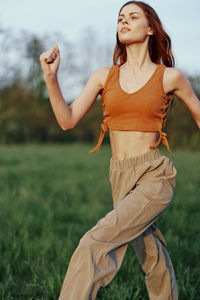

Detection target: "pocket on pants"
[133, 157, 176, 204]
[163, 156, 177, 178]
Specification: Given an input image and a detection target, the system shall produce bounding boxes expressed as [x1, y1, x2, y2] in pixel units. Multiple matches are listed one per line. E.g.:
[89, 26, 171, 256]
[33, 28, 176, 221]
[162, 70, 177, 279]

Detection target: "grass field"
[0, 144, 199, 300]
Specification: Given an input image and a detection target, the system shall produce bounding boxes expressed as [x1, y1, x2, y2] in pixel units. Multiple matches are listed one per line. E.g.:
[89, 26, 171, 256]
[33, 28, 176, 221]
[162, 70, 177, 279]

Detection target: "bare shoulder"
[92, 66, 111, 89]
[164, 66, 185, 80]
[163, 67, 200, 126]
[163, 66, 188, 93]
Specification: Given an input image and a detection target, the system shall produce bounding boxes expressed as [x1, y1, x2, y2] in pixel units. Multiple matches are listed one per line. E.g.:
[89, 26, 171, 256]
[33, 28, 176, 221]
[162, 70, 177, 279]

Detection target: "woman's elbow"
[60, 121, 75, 131]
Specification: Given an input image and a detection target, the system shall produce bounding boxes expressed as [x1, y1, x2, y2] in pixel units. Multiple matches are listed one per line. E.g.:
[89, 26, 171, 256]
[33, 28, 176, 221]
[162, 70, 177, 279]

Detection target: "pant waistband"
[110, 148, 162, 169]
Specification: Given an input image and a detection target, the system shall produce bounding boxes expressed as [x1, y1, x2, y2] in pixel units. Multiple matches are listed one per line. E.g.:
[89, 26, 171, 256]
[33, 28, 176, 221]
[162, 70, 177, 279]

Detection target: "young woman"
[40, 1, 200, 299]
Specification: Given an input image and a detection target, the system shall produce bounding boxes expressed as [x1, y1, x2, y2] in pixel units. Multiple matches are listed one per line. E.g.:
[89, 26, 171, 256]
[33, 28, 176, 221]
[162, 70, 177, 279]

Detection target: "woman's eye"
[118, 16, 137, 23]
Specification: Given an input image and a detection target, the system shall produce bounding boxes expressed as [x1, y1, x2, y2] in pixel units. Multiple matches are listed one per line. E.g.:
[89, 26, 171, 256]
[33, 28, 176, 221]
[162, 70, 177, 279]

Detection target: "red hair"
[113, 1, 175, 67]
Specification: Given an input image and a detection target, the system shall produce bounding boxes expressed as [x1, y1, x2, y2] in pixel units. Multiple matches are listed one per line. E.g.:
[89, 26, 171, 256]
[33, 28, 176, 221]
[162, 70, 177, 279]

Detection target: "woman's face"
[117, 4, 153, 45]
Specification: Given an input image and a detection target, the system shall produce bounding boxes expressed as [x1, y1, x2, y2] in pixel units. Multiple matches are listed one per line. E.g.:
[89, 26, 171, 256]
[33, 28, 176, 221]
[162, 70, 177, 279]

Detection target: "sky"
[1, 0, 200, 75]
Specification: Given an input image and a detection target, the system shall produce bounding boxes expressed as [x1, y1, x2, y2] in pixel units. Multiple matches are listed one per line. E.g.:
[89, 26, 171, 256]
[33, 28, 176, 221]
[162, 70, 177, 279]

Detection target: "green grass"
[0, 144, 199, 300]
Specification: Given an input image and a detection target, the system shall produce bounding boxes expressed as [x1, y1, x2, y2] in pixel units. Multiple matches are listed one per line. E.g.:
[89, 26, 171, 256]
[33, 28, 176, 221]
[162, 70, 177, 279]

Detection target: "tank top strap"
[156, 64, 168, 93]
[158, 64, 166, 73]
[101, 65, 118, 97]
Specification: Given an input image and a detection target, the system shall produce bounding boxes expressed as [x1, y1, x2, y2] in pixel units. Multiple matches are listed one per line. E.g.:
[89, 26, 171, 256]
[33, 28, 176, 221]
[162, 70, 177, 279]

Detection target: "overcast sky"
[1, 0, 200, 74]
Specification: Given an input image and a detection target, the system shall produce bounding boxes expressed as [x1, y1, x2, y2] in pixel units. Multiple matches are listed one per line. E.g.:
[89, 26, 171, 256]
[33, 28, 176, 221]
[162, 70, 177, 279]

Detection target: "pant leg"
[58, 149, 177, 300]
[130, 222, 178, 300]
[111, 150, 178, 300]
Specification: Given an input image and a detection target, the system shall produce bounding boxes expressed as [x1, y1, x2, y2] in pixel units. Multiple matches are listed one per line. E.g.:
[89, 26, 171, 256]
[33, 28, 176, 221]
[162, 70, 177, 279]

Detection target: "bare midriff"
[109, 130, 159, 160]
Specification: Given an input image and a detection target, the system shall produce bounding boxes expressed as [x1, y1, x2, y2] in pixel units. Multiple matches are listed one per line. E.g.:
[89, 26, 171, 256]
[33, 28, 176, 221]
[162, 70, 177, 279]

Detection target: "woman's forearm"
[40, 45, 74, 130]
[44, 74, 73, 130]
[40, 45, 101, 131]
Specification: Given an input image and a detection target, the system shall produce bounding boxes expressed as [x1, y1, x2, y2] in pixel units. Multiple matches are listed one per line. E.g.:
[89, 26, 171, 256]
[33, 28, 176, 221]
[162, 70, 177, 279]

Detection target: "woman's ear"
[147, 26, 154, 36]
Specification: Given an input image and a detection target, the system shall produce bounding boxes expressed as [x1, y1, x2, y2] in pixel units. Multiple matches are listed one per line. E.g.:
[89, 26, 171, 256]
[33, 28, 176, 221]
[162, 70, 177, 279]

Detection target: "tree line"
[0, 26, 199, 150]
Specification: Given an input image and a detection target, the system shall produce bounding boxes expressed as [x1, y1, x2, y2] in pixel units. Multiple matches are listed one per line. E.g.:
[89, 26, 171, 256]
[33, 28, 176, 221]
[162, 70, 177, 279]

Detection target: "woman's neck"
[124, 40, 154, 73]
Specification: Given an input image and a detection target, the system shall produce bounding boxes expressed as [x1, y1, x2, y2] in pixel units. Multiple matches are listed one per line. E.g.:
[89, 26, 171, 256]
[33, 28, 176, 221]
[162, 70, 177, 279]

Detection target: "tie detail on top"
[89, 123, 108, 153]
[149, 94, 174, 158]
[150, 129, 174, 158]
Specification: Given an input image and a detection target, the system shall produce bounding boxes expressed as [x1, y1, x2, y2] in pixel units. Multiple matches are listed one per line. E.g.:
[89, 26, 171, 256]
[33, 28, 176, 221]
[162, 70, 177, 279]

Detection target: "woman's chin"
[119, 39, 131, 45]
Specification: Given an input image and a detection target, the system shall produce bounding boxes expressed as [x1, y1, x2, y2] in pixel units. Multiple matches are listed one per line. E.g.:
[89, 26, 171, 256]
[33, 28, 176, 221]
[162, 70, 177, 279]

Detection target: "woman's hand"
[40, 45, 60, 78]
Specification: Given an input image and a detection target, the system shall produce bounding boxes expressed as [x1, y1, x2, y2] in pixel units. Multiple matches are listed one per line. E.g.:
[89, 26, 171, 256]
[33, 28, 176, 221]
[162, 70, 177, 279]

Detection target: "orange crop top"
[89, 64, 174, 158]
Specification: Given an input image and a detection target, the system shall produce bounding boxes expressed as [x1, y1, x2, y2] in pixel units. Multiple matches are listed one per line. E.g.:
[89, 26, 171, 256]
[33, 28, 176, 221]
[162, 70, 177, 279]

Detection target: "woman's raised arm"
[40, 45, 107, 130]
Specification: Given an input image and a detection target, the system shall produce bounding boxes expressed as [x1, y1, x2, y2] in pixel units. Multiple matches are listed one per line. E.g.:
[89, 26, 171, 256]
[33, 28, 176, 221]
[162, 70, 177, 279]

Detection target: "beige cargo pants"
[58, 148, 178, 300]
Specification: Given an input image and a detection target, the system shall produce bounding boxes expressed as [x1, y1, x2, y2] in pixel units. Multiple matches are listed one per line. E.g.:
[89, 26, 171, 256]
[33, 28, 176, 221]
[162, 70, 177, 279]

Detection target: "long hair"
[113, 1, 175, 67]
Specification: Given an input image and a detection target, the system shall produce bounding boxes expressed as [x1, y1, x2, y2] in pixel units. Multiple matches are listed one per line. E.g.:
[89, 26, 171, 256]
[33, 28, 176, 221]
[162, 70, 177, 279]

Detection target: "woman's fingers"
[46, 46, 58, 63]
[55, 44, 60, 56]
[40, 45, 59, 64]
[40, 45, 60, 75]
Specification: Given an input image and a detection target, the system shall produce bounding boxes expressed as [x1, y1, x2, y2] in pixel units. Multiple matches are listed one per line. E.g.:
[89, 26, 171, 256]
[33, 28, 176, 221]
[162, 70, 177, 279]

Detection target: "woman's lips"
[121, 28, 131, 33]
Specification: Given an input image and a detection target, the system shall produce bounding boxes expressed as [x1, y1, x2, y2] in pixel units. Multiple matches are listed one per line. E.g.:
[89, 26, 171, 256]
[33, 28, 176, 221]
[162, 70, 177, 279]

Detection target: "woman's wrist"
[44, 73, 58, 85]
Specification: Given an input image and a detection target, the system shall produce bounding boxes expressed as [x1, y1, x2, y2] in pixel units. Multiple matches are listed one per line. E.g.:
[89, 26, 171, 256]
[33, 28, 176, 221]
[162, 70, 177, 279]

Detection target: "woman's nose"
[122, 18, 129, 25]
